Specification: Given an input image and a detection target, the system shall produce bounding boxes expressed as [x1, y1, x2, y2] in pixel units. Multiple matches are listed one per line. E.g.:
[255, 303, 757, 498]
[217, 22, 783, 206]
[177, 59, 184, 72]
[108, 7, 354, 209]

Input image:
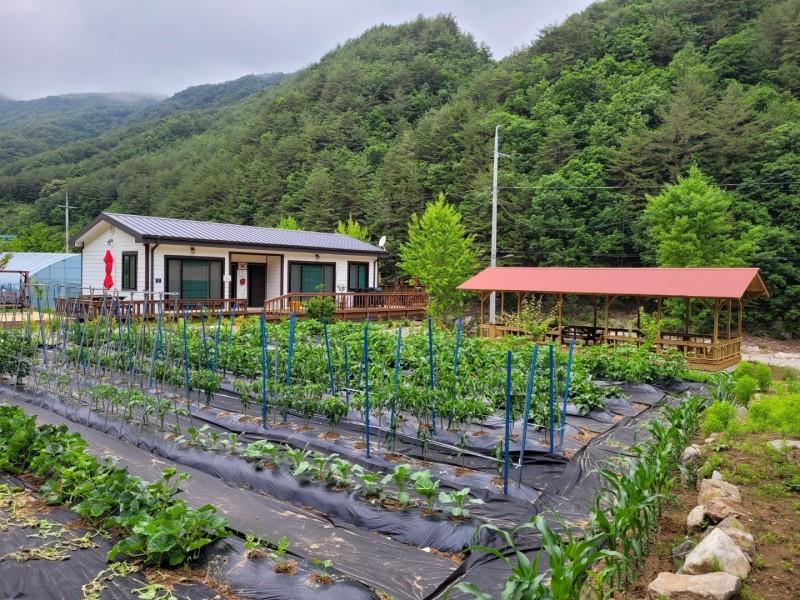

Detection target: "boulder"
[767, 439, 800, 452]
[680, 528, 751, 579]
[698, 479, 742, 505]
[672, 538, 696, 570]
[716, 516, 755, 560]
[681, 445, 702, 465]
[711, 470, 724, 481]
[647, 572, 741, 600]
[687, 505, 706, 533]
[704, 500, 743, 523]
[735, 406, 748, 421]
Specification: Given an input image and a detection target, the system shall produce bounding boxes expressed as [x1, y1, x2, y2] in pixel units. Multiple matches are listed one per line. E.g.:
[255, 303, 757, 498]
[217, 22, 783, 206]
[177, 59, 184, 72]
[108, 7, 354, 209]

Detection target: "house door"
[247, 264, 266, 308]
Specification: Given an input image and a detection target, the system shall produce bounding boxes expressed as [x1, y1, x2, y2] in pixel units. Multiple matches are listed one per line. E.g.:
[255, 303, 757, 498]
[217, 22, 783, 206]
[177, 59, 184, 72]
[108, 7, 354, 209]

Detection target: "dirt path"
[742, 336, 800, 370]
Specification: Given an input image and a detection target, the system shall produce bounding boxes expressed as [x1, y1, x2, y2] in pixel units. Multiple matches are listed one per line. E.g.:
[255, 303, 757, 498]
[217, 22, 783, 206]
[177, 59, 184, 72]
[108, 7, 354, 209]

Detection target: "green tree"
[398, 194, 477, 320]
[276, 215, 300, 230]
[644, 165, 759, 267]
[335, 214, 369, 242]
[6, 223, 64, 253]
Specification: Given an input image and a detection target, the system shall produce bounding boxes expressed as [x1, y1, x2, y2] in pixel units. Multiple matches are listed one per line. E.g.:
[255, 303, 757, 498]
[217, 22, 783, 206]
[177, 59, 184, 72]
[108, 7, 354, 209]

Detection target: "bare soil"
[617, 432, 800, 600]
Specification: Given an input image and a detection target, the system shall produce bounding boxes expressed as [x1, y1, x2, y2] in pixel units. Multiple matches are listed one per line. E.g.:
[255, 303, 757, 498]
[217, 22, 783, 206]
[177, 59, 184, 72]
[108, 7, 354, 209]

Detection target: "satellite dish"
[378, 235, 387, 248]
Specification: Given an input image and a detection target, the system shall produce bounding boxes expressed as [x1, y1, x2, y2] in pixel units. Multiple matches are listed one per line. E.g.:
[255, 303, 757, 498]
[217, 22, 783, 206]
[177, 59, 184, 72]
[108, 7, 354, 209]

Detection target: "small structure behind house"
[459, 267, 769, 370]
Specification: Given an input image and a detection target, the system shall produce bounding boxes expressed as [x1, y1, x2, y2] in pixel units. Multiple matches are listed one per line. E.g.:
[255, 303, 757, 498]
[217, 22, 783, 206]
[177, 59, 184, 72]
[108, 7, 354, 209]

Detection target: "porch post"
[684, 298, 691, 334]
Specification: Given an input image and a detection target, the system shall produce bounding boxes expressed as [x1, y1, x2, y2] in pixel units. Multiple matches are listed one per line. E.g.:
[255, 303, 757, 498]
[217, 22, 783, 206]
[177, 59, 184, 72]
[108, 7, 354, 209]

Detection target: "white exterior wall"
[80, 225, 379, 301]
[80, 223, 145, 295]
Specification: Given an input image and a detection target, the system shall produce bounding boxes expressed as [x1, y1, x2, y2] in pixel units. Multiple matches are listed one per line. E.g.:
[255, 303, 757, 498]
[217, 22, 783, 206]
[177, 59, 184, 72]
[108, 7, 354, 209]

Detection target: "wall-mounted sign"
[236, 263, 248, 299]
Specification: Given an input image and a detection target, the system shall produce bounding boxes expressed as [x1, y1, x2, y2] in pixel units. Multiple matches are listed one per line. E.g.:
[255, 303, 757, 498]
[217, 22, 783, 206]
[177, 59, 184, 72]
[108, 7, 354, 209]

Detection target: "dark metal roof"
[74, 212, 385, 255]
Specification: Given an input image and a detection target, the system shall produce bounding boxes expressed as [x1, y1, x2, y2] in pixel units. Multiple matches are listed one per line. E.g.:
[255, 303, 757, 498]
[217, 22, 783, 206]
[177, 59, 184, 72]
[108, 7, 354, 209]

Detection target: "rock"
[704, 433, 720, 444]
[687, 505, 706, 533]
[680, 528, 751, 579]
[735, 406, 748, 421]
[672, 538, 696, 570]
[681, 445, 702, 465]
[647, 572, 742, 600]
[767, 439, 800, 451]
[698, 479, 742, 505]
[716, 516, 755, 560]
[711, 470, 724, 481]
[705, 499, 743, 523]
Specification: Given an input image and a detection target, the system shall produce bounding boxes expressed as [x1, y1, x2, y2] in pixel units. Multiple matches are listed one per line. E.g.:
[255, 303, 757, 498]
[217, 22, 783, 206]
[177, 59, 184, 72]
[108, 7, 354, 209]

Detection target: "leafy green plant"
[355, 470, 384, 498]
[304, 295, 336, 321]
[438, 487, 483, 519]
[381, 464, 413, 506]
[321, 396, 347, 429]
[734, 375, 758, 405]
[284, 446, 312, 477]
[410, 470, 439, 511]
[189, 369, 222, 405]
[702, 400, 737, 435]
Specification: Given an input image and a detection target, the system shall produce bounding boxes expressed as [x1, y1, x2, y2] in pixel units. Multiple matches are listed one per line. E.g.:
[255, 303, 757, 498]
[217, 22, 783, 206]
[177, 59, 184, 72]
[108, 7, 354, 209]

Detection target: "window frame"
[287, 261, 336, 293]
[121, 251, 138, 290]
[347, 261, 369, 291]
[164, 255, 224, 299]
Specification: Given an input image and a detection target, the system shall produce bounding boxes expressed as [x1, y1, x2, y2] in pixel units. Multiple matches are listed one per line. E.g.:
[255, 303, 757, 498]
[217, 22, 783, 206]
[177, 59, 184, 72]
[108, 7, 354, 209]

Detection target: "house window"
[122, 252, 137, 290]
[348, 262, 369, 291]
[165, 257, 223, 299]
[288, 262, 334, 293]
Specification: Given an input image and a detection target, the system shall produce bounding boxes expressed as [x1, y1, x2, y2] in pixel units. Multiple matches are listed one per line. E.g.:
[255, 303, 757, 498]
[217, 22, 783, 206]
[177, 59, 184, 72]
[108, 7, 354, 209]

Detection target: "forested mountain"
[0, 92, 162, 162]
[1, 1, 799, 334]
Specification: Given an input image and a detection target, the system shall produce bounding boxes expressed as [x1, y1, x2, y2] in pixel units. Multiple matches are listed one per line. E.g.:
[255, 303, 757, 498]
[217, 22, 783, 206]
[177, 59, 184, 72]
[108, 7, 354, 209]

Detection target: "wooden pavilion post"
[478, 292, 487, 327]
[726, 299, 732, 340]
[712, 299, 720, 344]
[684, 298, 691, 334]
[516, 292, 523, 317]
[592, 296, 598, 335]
[557, 293, 563, 343]
[603, 295, 612, 340]
[738, 299, 744, 337]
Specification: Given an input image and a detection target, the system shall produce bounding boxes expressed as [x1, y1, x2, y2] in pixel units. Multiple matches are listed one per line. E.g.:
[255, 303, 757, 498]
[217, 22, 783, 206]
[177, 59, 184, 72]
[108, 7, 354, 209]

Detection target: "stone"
[647, 572, 742, 600]
[704, 433, 720, 444]
[735, 406, 748, 421]
[681, 445, 702, 465]
[767, 439, 800, 451]
[716, 516, 755, 560]
[698, 479, 742, 505]
[672, 538, 696, 570]
[704, 500, 743, 523]
[687, 505, 706, 533]
[680, 528, 751, 579]
[711, 470, 724, 481]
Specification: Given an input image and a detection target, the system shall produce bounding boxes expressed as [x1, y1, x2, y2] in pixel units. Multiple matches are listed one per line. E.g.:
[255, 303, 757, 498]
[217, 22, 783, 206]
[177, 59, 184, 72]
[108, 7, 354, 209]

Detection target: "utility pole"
[489, 125, 500, 324]
[58, 191, 73, 253]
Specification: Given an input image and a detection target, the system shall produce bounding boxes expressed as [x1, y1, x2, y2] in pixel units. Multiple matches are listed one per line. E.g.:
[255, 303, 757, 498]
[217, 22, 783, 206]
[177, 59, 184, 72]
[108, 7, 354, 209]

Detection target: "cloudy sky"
[1, 0, 593, 100]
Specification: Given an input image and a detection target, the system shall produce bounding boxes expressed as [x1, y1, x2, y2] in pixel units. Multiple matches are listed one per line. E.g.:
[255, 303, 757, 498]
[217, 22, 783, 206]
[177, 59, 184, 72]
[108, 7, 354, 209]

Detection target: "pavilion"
[458, 267, 769, 370]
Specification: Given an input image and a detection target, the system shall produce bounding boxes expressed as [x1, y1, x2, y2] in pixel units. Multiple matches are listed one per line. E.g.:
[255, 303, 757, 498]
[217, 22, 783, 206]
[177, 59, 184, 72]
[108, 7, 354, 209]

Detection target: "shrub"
[733, 375, 758, 405]
[752, 363, 771, 392]
[746, 394, 800, 436]
[304, 295, 336, 321]
[702, 400, 736, 435]
[732, 361, 755, 380]
[577, 345, 687, 384]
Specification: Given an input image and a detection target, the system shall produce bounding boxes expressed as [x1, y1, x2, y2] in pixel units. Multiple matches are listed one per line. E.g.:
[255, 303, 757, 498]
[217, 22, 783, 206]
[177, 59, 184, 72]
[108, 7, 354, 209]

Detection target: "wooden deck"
[54, 290, 428, 321]
[263, 291, 428, 320]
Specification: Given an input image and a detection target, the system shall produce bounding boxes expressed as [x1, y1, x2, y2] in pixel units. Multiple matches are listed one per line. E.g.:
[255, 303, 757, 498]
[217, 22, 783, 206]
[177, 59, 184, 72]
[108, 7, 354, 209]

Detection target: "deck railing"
[264, 291, 428, 317]
[55, 296, 248, 319]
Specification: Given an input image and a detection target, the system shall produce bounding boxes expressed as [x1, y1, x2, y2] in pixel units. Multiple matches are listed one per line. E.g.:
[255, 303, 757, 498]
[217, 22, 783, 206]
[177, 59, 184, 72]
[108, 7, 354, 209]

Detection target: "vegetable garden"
[0, 289, 706, 599]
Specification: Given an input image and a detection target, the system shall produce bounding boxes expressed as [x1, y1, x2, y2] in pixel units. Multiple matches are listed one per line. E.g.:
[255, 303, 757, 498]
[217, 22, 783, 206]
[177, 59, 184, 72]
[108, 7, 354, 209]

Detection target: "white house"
[72, 212, 385, 308]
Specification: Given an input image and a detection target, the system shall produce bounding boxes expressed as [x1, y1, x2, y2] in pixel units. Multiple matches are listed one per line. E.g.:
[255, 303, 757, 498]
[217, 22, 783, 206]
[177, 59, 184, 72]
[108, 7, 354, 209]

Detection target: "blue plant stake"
[503, 350, 512, 496]
[518, 344, 539, 484]
[147, 304, 163, 388]
[260, 313, 269, 427]
[323, 319, 335, 393]
[390, 326, 402, 442]
[363, 318, 371, 459]
[212, 309, 222, 373]
[182, 307, 191, 398]
[548, 344, 555, 454]
[283, 312, 296, 421]
[199, 308, 209, 369]
[427, 316, 436, 434]
[559, 340, 575, 446]
[343, 344, 350, 409]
